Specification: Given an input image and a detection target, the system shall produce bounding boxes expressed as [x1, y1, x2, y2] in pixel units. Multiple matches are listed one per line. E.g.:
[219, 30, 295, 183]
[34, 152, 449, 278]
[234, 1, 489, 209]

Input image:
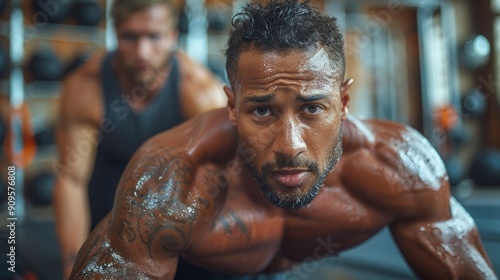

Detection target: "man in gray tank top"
[53, 0, 227, 279]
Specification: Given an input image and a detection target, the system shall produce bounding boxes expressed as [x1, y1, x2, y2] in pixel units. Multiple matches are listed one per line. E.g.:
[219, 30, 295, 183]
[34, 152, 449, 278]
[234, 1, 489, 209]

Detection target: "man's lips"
[270, 169, 309, 187]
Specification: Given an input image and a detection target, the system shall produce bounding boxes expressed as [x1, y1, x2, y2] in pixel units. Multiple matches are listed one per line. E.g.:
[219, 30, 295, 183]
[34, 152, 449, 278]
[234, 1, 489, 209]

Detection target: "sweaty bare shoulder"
[149, 108, 237, 164]
[176, 52, 228, 119]
[341, 117, 449, 222]
[59, 50, 106, 126]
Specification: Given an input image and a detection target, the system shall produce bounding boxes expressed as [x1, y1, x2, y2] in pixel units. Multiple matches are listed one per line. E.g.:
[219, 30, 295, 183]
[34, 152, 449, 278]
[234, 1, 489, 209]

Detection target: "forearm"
[70, 218, 177, 280]
[54, 178, 91, 268]
[392, 198, 498, 280]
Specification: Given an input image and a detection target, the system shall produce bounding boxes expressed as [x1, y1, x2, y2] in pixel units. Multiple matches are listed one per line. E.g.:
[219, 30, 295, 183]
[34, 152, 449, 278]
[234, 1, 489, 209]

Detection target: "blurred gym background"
[0, 0, 499, 279]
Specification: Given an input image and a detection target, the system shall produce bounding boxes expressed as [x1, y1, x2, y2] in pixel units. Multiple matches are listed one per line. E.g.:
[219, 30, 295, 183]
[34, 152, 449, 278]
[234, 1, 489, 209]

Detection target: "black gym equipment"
[34, 126, 55, 146]
[460, 35, 491, 70]
[443, 154, 464, 187]
[0, 45, 7, 78]
[27, 48, 63, 81]
[448, 125, 471, 148]
[470, 148, 500, 187]
[32, 0, 70, 24]
[26, 171, 56, 206]
[0, 1, 6, 16]
[462, 89, 487, 118]
[71, 0, 102, 26]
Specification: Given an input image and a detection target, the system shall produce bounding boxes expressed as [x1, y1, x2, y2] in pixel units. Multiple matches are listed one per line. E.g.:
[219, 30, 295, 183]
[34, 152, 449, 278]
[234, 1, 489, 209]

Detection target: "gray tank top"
[88, 51, 183, 228]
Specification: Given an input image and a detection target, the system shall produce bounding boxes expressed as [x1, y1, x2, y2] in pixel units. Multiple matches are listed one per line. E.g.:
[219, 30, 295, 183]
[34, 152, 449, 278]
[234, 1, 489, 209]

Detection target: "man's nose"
[272, 119, 306, 159]
[136, 38, 152, 60]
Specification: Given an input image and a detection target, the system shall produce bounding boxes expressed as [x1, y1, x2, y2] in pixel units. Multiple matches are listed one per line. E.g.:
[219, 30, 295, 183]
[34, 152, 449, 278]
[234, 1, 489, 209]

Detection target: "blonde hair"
[111, 0, 179, 28]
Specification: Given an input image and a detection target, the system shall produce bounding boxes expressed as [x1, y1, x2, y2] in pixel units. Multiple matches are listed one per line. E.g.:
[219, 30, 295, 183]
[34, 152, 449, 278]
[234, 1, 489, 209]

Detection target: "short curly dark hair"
[225, 0, 345, 89]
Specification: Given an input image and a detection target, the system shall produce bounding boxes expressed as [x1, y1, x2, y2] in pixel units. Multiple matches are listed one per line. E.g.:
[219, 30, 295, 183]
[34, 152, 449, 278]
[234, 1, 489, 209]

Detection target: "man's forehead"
[234, 46, 338, 92]
[237, 46, 335, 79]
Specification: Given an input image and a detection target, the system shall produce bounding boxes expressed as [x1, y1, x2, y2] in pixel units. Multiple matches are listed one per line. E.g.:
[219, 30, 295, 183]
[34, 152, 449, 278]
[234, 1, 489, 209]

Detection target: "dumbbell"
[443, 154, 464, 187]
[71, 0, 102, 26]
[26, 171, 55, 206]
[461, 35, 491, 70]
[27, 48, 63, 81]
[461, 89, 487, 118]
[470, 148, 500, 187]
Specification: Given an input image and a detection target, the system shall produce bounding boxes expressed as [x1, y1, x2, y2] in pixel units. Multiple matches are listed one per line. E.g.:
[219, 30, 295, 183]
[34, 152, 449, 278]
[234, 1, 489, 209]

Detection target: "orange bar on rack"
[4, 101, 36, 168]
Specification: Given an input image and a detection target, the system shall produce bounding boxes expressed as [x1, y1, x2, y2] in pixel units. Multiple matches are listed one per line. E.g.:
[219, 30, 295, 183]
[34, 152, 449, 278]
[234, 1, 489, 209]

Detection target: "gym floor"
[1, 183, 498, 280]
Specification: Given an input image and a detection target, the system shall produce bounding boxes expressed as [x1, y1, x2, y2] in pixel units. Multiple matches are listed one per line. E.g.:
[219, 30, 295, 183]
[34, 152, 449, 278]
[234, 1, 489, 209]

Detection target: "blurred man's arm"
[54, 75, 101, 279]
[391, 195, 497, 279]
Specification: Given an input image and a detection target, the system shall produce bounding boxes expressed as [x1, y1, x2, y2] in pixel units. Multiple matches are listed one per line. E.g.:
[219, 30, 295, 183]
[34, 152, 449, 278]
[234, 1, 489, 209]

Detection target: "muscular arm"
[343, 119, 497, 279]
[70, 143, 200, 279]
[391, 196, 496, 279]
[370, 123, 498, 279]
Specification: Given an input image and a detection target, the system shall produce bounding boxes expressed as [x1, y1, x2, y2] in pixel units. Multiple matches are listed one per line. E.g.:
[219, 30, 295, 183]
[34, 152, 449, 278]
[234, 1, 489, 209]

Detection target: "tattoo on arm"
[114, 219, 137, 243]
[117, 147, 200, 258]
[71, 230, 104, 277]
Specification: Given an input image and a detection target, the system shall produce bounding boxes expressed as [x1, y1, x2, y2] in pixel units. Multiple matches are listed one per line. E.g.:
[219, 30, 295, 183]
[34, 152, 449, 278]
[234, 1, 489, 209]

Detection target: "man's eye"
[304, 105, 321, 114]
[253, 107, 271, 117]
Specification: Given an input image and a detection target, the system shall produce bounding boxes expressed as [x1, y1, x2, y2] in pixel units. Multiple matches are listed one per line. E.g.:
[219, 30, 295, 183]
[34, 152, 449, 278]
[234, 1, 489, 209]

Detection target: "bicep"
[390, 197, 496, 280]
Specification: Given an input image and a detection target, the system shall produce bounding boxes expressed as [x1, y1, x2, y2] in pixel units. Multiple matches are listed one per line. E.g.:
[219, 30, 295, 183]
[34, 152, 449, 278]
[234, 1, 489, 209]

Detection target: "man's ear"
[224, 85, 237, 126]
[340, 78, 353, 120]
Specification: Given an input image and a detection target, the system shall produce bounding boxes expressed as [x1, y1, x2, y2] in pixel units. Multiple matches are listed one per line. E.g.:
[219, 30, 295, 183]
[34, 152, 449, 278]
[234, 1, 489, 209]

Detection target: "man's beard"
[131, 65, 166, 88]
[239, 127, 343, 210]
[124, 57, 170, 88]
